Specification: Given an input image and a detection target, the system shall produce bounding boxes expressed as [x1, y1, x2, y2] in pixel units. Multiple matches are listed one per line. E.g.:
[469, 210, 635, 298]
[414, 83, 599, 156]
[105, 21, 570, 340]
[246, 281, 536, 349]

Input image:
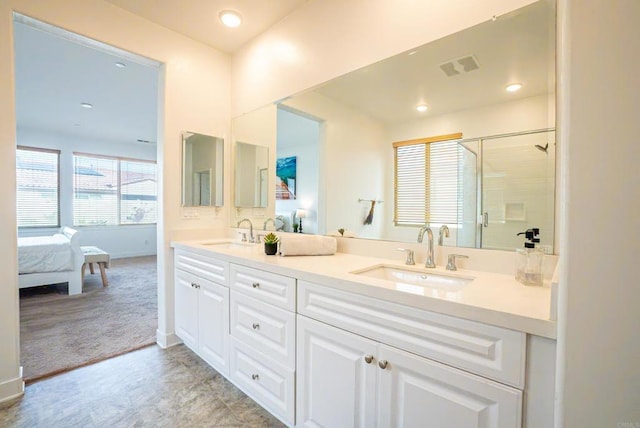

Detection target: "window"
[73, 154, 157, 226]
[16, 147, 60, 228]
[394, 133, 463, 226]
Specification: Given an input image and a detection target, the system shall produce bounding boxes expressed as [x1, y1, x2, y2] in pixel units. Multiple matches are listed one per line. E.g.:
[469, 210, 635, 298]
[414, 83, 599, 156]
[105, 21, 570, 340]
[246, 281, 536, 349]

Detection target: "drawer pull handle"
[251, 373, 259, 381]
[191, 283, 200, 289]
[378, 360, 389, 370]
[364, 355, 374, 364]
[252, 323, 260, 330]
[252, 282, 260, 288]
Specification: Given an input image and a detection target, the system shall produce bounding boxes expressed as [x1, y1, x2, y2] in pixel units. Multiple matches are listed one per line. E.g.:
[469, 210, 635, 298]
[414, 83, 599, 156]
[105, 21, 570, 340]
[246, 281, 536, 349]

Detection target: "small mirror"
[235, 142, 269, 208]
[182, 132, 224, 207]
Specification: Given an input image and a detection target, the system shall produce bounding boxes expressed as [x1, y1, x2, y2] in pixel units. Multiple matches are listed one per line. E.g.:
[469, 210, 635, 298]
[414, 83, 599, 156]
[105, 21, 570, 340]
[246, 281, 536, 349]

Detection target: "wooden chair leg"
[89, 263, 95, 275]
[82, 263, 86, 283]
[99, 262, 109, 287]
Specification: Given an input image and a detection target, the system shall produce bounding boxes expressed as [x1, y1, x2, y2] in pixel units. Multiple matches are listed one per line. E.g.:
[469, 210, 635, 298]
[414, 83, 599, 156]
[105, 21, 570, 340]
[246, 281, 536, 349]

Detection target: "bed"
[18, 227, 84, 295]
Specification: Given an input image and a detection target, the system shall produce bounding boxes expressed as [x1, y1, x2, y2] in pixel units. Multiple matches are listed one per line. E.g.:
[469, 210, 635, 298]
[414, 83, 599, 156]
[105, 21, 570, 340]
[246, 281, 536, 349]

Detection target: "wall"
[276, 108, 320, 234]
[0, 0, 231, 402]
[17, 128, 157, 258]
[284, 91, 388, 239]
[555, 0, 640, 426]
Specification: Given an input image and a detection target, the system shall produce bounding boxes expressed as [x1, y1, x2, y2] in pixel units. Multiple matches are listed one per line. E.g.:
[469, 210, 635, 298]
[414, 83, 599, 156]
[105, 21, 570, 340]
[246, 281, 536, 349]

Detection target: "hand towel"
[279, 234, 337, 256]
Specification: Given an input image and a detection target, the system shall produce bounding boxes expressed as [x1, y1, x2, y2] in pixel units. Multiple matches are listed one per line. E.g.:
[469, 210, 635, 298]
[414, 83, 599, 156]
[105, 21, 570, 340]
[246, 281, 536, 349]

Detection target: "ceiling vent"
[439, 55, 480, 77]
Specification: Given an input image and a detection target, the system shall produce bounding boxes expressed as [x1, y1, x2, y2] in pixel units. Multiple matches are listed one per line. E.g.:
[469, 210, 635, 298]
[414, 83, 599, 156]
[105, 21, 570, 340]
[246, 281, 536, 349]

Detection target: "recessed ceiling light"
[80, 102, 93, 109]
[115, 62, 126, 68]
[416, 104, 428, 112]
[219, 10, 242, 28]
[506, 83, 523, 92]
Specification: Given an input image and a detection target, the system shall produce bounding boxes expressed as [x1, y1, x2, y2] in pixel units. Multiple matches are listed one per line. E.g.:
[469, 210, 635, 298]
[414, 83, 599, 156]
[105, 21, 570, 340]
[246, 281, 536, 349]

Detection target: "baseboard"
[156, 330, 182, 349]
[0, 367, 24, 404]
[111, 251, 157, 259]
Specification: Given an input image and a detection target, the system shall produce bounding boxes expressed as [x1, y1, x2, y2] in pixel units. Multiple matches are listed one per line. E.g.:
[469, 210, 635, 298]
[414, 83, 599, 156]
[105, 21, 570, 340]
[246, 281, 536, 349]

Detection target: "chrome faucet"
[438, 225, 450, 246]
[237, 218, 255, 243]
[263, 218, 276, 230]
[417, 226, 436, 268]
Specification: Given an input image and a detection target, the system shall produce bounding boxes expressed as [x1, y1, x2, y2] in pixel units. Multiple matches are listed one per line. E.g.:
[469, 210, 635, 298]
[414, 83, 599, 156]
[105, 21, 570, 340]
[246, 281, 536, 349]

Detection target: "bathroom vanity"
[170, 239, 556, 427]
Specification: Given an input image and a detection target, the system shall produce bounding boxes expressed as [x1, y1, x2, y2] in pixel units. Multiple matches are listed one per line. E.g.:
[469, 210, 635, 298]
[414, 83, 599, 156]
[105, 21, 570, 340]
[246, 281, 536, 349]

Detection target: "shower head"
[535, 143, 549, 153]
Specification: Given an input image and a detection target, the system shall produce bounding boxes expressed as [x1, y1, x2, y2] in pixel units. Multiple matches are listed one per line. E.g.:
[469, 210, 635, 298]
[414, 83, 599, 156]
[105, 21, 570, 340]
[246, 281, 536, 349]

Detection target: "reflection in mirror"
[182, 132, 224, 207]
[235, 142, 269, 208]
[235, 0, 557, 252]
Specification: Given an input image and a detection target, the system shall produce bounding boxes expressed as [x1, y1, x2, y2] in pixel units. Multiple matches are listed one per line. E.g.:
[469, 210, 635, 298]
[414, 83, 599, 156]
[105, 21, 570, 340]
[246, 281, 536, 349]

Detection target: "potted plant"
[263, 232, 279, 255]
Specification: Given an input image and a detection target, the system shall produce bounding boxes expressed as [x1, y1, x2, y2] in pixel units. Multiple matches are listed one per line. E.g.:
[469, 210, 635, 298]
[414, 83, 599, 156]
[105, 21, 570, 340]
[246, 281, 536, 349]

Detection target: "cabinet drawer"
[175, 249, 228, 286]
[298, 281, 526, 388]
[230, 291, 296, 369]
[229, 336, 294, 426]
[230, 264, 295, 311]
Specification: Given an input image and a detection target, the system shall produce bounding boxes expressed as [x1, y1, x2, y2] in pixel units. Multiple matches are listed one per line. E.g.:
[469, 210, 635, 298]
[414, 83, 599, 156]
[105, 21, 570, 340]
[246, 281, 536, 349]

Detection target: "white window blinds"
[73, 154, 157, 226]
[394, 133, 463, 226]
[16, 147, 60, 228]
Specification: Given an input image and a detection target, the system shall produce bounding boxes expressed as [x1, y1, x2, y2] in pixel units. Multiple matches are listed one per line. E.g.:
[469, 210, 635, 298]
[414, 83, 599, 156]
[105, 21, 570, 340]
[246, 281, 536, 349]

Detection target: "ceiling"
[14, 21, 159, 145]
[103, 0, 308, 53]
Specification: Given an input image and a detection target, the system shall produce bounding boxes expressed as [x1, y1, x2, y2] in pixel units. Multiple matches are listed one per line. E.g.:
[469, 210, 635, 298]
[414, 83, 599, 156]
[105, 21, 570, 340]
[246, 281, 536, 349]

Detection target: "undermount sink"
[200, 240, 255, 249]
[351, 264, 473, 292]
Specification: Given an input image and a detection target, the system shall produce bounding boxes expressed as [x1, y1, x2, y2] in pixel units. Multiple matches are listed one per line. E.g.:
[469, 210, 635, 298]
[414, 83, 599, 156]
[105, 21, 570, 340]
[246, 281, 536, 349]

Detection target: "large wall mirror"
[182, 132, 224, 207]
[232, 0, 557, 252]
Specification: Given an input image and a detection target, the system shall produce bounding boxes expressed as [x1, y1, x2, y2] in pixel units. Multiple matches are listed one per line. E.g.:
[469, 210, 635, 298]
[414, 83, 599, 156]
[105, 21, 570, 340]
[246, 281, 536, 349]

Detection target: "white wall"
[0, 0, 231, 401]
[555, 0, 640, 426]
[284, 91, 388, 239]
[276, 108, 320, 234]
[17, 128, 157, 258]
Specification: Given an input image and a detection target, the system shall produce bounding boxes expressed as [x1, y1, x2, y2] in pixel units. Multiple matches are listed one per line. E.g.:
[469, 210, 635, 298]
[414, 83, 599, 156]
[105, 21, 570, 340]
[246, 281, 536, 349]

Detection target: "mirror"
[182, 132, 224, 207]
[233, 0, 557, 252]
[234, 142, 269, 208]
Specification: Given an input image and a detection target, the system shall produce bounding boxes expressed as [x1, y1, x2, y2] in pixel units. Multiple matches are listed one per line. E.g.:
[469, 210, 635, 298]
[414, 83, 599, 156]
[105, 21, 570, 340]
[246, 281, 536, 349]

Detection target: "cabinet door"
[174, 269, 199, 350]
[296, 315, 377, 428]
[198, 280, 229, 377]
[377, 344, 522, 428]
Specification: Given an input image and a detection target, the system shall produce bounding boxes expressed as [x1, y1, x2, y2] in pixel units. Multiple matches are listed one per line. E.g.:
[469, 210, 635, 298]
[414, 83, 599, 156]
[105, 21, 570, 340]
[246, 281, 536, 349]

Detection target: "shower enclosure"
[455, 128, 556, 251]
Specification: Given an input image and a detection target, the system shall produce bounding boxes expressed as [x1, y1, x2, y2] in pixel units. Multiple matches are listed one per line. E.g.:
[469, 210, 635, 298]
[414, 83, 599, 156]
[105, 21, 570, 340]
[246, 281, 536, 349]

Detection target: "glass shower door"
[480, 130, 555, 251]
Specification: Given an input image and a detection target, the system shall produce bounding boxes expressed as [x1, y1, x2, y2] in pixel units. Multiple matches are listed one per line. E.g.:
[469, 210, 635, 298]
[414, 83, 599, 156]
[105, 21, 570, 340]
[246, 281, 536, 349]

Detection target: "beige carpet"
[19, 255, 157, 383]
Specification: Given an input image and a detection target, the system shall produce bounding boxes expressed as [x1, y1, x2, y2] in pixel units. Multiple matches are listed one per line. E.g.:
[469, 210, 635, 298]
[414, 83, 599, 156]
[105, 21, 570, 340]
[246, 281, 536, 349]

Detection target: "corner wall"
[0, 0, 231, 401]
[556, 0, 640, 425]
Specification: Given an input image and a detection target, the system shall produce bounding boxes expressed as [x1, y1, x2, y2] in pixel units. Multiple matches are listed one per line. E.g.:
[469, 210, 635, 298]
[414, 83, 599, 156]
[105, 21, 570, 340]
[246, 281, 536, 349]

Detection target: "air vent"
[439, 55, 480, 77]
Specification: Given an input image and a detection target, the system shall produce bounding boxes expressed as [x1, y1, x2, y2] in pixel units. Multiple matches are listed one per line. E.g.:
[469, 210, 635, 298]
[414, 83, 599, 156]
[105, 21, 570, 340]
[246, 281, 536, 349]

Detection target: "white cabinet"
[229, 264, 296, 427]
[296, 315, 377, 428]
[297, 315, 522, 428]
[174, 250, 229, 376]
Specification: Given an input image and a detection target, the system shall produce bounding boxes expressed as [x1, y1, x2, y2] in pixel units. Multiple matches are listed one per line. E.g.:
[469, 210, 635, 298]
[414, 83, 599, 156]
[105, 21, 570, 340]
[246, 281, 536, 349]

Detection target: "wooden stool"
[81, 246, 111, 287]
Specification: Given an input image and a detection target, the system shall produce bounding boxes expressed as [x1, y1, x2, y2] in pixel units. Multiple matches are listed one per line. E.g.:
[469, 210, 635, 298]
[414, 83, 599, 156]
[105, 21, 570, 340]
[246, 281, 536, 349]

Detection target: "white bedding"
[18, 234, 74, 274]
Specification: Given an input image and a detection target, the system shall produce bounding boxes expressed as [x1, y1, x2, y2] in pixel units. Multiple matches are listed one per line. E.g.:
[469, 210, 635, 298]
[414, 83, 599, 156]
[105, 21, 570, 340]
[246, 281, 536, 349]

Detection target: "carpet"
[19, 255, 158, 383]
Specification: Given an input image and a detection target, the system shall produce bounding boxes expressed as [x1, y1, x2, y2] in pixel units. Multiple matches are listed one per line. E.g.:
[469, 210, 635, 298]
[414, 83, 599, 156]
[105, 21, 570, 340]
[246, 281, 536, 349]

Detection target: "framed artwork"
[276, 156, 296, 200]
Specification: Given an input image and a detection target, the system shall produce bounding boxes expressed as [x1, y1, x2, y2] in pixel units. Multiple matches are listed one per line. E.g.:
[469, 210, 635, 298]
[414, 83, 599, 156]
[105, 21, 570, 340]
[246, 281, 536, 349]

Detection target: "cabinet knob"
[378, 360, 389, 370]
[252, 282, 260, 288]
[364, 355, 374, 364]
[191, 283, 200, 289]
[252, 323, 260, 330]
[251, 373, 259, 381]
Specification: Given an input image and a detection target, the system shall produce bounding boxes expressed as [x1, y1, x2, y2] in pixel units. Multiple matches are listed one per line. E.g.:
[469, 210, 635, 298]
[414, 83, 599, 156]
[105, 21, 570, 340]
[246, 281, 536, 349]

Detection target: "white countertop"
[171, 239, 556, 339]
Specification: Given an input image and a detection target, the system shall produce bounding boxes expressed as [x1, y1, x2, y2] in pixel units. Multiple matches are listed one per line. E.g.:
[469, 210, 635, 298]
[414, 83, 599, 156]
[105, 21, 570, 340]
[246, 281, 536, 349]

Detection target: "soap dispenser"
[515, 228, 544, 286]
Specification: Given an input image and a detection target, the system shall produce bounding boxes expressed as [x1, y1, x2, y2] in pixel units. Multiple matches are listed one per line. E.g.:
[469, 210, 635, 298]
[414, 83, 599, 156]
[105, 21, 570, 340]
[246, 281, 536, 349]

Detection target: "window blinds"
[394, 134, 463, 226]
[16, 147, 60, 228]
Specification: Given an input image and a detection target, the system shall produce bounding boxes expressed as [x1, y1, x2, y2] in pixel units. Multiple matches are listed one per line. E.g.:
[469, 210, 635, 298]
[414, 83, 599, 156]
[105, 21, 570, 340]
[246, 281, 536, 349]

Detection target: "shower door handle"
[483, 212, 489, 227]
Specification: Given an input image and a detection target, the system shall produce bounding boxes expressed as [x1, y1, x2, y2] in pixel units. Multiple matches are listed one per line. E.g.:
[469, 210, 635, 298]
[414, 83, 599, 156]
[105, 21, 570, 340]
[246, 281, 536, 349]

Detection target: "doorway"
[13, 15, 161, 382]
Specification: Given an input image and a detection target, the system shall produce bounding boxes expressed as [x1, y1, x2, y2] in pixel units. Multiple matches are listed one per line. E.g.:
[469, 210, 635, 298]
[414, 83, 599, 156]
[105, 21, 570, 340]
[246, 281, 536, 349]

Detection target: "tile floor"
[0, 344, 285, 428]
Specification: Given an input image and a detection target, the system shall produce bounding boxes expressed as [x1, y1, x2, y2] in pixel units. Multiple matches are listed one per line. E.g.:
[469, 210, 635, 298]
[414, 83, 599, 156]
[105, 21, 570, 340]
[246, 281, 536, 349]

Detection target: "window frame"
[72, 152, 157, 227]
[393, 132, 463, 227]
[16, 146, 61, 229]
